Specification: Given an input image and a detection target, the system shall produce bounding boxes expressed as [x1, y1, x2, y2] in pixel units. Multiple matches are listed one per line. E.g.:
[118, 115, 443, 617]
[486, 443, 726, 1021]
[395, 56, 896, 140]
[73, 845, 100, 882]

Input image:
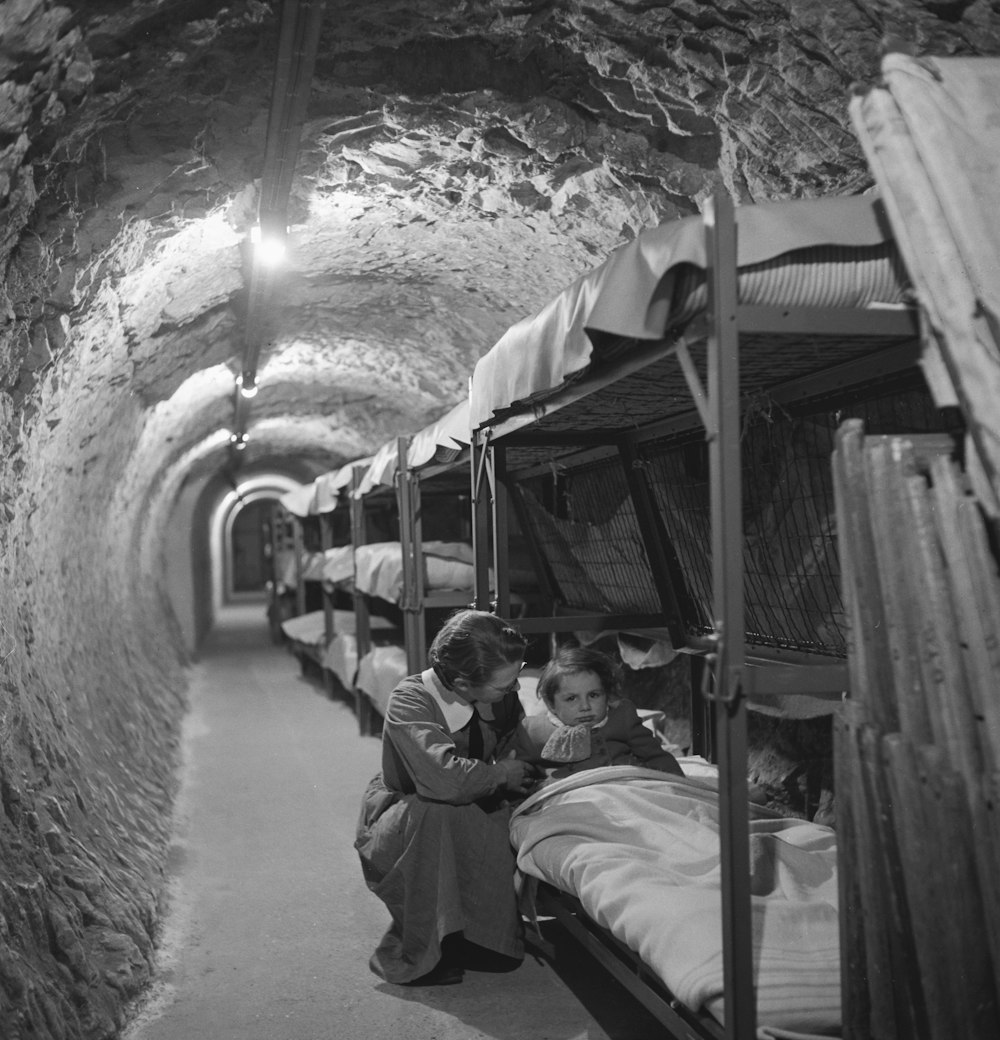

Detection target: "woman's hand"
[495, 753, 540, 795]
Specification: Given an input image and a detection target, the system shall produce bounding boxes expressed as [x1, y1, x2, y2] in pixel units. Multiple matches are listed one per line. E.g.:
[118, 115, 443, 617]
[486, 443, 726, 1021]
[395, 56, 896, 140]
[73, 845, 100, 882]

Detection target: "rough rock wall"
[1, 2, 1000, 1038]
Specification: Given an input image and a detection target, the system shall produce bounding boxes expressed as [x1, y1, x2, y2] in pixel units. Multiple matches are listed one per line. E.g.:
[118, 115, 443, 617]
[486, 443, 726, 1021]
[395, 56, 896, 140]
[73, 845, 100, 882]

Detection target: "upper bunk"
[466, 190, 958, 693]
[469, 191, 920, 448]
[351, 411, 476, 619]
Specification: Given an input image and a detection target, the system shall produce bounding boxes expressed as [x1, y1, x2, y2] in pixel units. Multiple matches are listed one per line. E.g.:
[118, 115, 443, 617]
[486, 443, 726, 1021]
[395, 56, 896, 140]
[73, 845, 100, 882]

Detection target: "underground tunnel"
[2, 1, 1000, 1038]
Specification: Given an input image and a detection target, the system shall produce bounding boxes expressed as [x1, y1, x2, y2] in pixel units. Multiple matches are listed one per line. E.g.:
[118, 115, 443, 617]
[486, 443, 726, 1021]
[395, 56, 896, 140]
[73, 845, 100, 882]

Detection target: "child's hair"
[428, 609, 527, 688]
[537, 646, 622, 708]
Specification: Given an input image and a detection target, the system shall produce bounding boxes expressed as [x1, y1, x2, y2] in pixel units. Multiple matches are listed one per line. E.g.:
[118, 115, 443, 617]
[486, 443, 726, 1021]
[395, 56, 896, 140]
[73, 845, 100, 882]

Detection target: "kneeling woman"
[355, 609, 537, 986]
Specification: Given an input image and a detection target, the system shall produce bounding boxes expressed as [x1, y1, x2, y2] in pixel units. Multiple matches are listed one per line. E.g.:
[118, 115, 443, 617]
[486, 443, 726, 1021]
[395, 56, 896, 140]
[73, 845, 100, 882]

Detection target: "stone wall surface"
[1, 1, 999, 1037]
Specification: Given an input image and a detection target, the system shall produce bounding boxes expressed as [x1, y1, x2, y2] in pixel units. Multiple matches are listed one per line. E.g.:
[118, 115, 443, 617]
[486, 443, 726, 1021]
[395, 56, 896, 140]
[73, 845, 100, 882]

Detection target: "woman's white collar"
[421, 667, 475, 732]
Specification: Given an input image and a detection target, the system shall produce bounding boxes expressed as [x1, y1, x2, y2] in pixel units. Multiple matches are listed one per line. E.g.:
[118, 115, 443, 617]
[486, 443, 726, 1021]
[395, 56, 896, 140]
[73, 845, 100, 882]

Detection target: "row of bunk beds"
[269, 53, 999, 1040]
[273, 407, 501, 731]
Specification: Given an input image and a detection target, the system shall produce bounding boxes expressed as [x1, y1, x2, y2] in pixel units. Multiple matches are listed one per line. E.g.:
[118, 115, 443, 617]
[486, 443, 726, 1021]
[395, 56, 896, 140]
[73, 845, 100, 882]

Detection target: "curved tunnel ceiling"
[3, 0, 1000, 588]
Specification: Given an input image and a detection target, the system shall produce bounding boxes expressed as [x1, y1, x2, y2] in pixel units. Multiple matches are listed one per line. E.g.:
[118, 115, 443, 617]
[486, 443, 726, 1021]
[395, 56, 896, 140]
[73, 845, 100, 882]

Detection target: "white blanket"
[510, 767, 840, 1039]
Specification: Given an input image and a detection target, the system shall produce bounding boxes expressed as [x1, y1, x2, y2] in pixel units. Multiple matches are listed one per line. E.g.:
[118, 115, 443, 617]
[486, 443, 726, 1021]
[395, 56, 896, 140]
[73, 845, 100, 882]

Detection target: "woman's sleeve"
[384, 687, 508, 803]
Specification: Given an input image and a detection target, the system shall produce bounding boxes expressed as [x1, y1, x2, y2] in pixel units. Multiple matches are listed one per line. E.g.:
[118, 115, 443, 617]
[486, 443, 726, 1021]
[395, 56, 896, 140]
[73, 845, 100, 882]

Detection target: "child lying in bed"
[516, 647, 683, 780]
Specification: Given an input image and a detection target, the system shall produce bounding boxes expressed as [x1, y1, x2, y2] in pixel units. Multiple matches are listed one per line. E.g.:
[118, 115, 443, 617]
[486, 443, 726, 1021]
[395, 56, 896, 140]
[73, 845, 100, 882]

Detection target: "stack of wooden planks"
[832, 418, 1000, 1040]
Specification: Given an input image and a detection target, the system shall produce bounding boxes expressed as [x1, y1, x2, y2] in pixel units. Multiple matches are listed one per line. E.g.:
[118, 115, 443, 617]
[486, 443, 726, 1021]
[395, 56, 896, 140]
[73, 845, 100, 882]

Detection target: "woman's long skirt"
[355, 774, 524, 983]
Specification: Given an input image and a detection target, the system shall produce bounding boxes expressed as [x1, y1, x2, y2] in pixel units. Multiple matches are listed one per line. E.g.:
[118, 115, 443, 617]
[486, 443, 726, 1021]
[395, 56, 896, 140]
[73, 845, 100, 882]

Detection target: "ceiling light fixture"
[249, 223, 287, 266]
[236, 373, 259, 398]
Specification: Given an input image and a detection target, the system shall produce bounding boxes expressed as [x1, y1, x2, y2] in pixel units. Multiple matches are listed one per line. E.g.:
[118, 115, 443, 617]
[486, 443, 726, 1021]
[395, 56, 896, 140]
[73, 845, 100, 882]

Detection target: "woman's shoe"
[456, 939, 522, 974]
[402, 961, 464, 986]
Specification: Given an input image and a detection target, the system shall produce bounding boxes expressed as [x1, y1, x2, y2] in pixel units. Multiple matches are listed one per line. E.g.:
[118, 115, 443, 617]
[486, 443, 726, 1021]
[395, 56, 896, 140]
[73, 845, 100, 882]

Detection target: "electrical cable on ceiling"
[231, 0, 328, 456]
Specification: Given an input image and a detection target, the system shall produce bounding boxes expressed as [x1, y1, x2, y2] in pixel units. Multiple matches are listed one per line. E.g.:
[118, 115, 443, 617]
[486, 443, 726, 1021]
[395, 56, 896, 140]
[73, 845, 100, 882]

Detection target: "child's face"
[550, 670, 609, 727]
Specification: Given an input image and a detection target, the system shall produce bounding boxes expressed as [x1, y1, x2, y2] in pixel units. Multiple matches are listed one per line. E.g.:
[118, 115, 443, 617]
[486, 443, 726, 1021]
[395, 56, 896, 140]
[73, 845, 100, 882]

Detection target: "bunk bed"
[348, 404, 492, 734]
[265, 498, 297, 643]
[277, 467, 371, 694]
[465, 189, 954, 1040]
[273, 481, 322, 659]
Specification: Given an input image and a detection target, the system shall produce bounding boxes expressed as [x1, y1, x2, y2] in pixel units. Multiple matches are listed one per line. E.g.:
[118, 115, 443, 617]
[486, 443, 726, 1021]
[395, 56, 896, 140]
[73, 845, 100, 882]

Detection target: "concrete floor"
[122, 604, 663, 1040]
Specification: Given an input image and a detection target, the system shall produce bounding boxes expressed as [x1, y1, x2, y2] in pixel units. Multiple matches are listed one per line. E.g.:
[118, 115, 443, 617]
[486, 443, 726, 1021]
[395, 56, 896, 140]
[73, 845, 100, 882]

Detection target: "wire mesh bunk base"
[532, 882, 725, 1040]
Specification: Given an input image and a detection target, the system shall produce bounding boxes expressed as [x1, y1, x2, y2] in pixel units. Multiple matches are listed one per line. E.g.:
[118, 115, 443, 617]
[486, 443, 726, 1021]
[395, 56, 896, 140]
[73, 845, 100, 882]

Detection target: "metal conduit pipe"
[233, 0, 328, 444]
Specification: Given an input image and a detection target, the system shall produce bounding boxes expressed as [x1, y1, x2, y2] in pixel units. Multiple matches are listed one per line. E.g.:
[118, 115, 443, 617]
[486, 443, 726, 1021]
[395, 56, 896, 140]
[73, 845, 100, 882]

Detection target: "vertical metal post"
[397, 436, 426, 672]
[320, 510, 334, 643]
[293, 516, 306, 617]
[705, 189, 755, 1040]
[350, 466, 371, 664]
[470, 429, 493, 610]
[493, 445, 511, 619]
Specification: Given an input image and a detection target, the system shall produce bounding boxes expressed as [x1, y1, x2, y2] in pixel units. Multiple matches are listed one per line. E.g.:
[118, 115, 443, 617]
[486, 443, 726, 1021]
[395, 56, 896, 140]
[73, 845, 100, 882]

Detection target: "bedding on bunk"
[301, 551, 327, 583]
[353, 540, 479, 603]
[324, 633, 359, 691]
[321, 612, 400, 690]
[355, 644, 409, 718]
[280, 609, 327, 648]
[510, 766, 840, 1040]
[321, 544, 355, 587]
[470, 193, 911, 431]
[274, 549, 330, 588]
[274, 548, 297, 591]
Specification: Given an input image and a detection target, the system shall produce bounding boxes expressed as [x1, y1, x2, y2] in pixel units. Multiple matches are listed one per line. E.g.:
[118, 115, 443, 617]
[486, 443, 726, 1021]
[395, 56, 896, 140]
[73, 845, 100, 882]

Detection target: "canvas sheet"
[470, 193, 906, 431]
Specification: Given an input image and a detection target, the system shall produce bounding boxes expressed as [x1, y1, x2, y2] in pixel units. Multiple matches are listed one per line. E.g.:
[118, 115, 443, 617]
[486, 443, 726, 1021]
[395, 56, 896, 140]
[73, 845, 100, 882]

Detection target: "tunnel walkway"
[122, 604, 661, 1040]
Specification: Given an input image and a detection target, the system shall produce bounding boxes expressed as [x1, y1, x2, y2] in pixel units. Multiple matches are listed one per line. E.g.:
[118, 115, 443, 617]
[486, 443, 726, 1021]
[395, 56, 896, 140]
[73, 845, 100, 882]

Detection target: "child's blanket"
[509, 767, 840, 1039]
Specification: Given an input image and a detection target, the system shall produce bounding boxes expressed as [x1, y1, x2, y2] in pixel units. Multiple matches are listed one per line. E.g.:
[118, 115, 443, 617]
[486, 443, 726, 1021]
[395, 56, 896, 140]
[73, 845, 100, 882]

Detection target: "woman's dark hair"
[537, 646, 622, 708]
[428, 609, 527, 687]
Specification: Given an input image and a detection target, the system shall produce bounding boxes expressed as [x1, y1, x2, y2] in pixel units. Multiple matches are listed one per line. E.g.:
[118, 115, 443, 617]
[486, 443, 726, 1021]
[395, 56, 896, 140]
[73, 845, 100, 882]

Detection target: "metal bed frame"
[468, 190, 923, 1040]
[348, 438, 473, 733]
[278, 506, 337, 680]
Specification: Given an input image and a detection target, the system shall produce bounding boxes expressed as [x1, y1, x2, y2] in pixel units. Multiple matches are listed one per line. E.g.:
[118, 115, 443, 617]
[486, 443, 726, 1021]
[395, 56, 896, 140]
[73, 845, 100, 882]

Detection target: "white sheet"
[355, 644, 410, 717]
[353, 540, 478, 603]
[279, 610, 326, 647]
[321, 545, 355, 586]
[510, 767, 840, 1039]
[324, 631, 359, 690]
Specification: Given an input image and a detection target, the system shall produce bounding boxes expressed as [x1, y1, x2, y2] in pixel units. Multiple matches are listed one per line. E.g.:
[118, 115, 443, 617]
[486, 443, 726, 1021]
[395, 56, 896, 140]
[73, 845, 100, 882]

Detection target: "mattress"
[510, 767, 840, 1039]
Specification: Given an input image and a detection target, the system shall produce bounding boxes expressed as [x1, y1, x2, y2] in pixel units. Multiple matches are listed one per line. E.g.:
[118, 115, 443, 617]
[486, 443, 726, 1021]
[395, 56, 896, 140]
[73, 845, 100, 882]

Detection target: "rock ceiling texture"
[1, 1, 1000, 1038]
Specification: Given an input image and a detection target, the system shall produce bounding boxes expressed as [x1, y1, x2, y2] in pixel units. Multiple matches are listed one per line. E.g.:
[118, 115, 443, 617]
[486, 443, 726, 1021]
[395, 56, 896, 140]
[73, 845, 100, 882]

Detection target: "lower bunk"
[279, 607, 401, 717]
[510, 766, 841, 1040]
[278, 608, 330, 680]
